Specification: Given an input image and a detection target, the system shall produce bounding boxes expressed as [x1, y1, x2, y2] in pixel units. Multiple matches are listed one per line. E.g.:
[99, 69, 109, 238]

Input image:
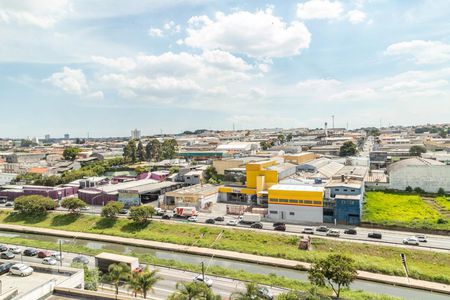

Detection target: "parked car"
[205, 218, 215, 224]
[188, 216, 198, 222]
[274, 225, 286, 231]
[326, 229, 340, 237]
[5, 202, 13, 207]
[256, 286, 274, 300]
[251, 222, 263, 229]
[119, 208, 128, 215]
[0, 251, 15, 259]
[302, 227, 314, 234]
[415, 235, 427, 242]
[51, 253, 63, 261]
[155, 208, 165, 216]
[8, 246, 22, 254]
[227, 219, 239, 226]
[273, 222, 285, 227]
[316, 226, 329, 232]
[72, 255, 89, 265]
[214, 216, 225, 222]
[37, 250, 53, 258]
[162, 214, 172, 220]
[23, 248, 38, 256]
[9, 264, 33, 276]
[193, 274, 213, 287]
[403, 237, 420, 246]
[0, 244, 8, 252]
[42, 257, 58, 265]
[0, 262, 14, 275]
[344, 229, 357, 235]
[368, 232, 382, 239]
[0, 199, 6, 204]
[80, 206, 90, 211]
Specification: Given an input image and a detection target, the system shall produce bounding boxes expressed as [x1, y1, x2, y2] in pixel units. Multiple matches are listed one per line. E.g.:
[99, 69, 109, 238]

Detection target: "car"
[37, 250, 53, 258]
[42, 257, 58, 265]
[214, 216, 225, 222]
[0, 263, 14, 275]
[256, 286, 274, 300]
[51, 253, 63, 261]
[415, 235, 427, 242]
[162, 214, 171, 219]
[155, 208, 165, 216]
[0, 199, 6, 204]
[80, 206, 90, 211]
[251, 222, 263, 229]
[302, 227, 315, 234]
[8, 246, 22, 254]
[368, 232, 382, 239]
[274, 225, 286, 231]
[344, 229, 357, 235]
[72, 255, 89, 265]
[316, 226, 329, 232]
[23, 248, 38, 256]
[403, 237, 420, 246]
[326, 229, 340, 237]
[273, 222, 286, 227]
[0, 244, 8, 252]
[193, 274, 213, 287]
[119, 209, 128, 215]
[5, 202, 13, 207]
[0, 251, 15, 259]
[188, 216, 198, 222]
[227, 219, 239, 226]
[205, 218, 215, 224]
[9, 264, 33, 276]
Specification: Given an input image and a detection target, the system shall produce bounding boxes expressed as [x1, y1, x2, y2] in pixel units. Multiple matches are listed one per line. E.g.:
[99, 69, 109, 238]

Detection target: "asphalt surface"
[0, 244, 286, 300]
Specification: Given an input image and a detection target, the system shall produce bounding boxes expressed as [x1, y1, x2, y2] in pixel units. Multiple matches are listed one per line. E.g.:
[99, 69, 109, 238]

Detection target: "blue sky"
[1, 0, 449, 138]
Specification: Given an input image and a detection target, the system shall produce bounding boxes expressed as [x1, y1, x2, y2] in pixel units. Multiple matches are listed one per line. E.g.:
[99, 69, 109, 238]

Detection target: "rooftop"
[269, 184, 324, 192]
[166, 184, 218, 196]
[95, 252, 139, 264]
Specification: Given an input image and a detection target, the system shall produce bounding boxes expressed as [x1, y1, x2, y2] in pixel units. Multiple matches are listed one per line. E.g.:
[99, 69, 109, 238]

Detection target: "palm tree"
[168, 282, 221, 300]
[230, 282, 261, 300]
[128, 271, 141, 297]
[136, 267, 161, 299]
[102, 263, 131, 297]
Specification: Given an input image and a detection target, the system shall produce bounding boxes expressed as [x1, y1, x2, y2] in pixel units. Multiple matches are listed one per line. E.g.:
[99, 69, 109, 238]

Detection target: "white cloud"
[44, 67, 103, 99]
[385, 40, 450, 64]
[148, 27, 164, 37]
[92, 56, 137, 71]
[184, 9, 311, 58]
[346, 9, 366, 24]
[331, 88, 376, 101]
[0, 0, 72, 28]
[148, 20, 181, 38]
[297, 0, 343, 20]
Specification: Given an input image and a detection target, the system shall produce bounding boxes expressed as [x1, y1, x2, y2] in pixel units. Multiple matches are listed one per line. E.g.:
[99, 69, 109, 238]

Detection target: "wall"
[390, 165, 450, 192]
[16, 279, 56, 300]
[267, 204, 323, 223]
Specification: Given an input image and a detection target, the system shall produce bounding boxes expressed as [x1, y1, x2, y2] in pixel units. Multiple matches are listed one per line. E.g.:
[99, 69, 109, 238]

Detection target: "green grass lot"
[435, 196, 450, 211]
[0, 235, 399, 300]
[0, 210, 449, 284]
[362, 192, 449, 231]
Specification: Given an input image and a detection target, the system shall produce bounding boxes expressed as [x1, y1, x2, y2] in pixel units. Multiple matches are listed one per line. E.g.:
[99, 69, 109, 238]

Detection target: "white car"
[193, 274, 213, 287]
[302, 227, 314, 234]
[326, 229, 340, 237]
[51, 252, 63, 261]
[227, 219, 238, 226]
[187, 216, 198, 222]
[8, 246, 22, 254]
[42, 257, 58, 265]
[415, 235, 427, 242]
[9, 264, 33, 276]
[403, 237, 420, 246]
[81, 206, 90, 211]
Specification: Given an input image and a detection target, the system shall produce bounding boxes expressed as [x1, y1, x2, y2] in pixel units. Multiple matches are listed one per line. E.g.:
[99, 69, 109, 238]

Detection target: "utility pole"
[59, 240, 63, 267]
[201, 261, 205, 279]
[331, 115, 335, 130]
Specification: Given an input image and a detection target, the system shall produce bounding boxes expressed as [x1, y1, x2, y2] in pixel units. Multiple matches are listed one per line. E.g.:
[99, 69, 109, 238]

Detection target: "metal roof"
[269, 184, 324, 192]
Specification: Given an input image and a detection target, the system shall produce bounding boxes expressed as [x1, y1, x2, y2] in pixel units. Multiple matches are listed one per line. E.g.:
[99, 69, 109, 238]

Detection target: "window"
[298, 200, 304, 203]
[343, 189, 348, 192]
[269, 210, 278, 214]
[304, 200, 312, 204]
[270, 198, 278, 202]
[289, 199, 298, 203]
[351, 189, 355, 192]
[313, 201, 321, 204]
[289, 212, 295, 216]
[335, 188, 340, 191]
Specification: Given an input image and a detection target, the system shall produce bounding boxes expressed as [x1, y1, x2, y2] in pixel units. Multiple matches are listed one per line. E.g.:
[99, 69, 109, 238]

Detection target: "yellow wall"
[246, 160, 279, 189]
[268, 189, 323, 207]
[213, 159, 243, 175]
[284, 152, 315, 164]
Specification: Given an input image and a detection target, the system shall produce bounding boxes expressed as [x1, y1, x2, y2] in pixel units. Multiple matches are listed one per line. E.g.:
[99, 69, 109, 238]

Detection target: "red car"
[37, 250, 53, 258]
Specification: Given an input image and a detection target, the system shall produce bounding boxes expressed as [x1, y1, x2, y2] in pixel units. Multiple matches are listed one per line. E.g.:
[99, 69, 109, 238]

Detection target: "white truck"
[239, 213, 261, 224]
[174, 206, 198, 217]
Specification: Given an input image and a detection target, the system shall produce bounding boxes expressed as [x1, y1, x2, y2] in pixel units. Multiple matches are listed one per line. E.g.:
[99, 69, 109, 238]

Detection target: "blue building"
[324, 180, 364, 225]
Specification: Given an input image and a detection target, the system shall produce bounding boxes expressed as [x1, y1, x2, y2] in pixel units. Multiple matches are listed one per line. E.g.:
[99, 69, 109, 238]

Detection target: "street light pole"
[201, 261, 205, 279]
[59, 240, 63, 267]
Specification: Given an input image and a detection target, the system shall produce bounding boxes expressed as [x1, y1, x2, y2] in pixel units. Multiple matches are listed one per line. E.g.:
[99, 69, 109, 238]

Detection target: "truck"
[239, 213, 261, 224]
[173, 206, 198, 217]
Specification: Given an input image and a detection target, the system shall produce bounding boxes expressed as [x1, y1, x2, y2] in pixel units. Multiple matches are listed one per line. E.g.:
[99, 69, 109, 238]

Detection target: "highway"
[0, 243, 286, 299]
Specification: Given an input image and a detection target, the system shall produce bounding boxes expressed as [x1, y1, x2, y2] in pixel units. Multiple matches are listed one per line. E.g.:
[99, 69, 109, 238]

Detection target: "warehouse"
[163, 184, 218, 210]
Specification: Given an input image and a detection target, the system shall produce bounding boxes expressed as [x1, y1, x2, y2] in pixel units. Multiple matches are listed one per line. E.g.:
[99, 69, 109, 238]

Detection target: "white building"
[131, 129, 141, 140]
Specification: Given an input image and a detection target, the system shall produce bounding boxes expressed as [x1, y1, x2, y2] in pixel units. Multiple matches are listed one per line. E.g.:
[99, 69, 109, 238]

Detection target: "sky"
[1, 0, 450, 138]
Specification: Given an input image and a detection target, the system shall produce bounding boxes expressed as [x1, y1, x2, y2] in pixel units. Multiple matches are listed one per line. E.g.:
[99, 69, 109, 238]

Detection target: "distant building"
[45, 134, 51, 140]
[131, 129, 141, 140]
[164, 184, 219, 210]
[64, 134, 70, 139]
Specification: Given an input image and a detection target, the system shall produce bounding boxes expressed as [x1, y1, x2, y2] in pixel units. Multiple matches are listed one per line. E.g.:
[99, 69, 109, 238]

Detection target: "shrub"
[437, 218, 448, 224]
[14, 195, 55, 216]
[61, 198, 86, 214]
[414, 187, 425, 194]
[129, 206, 155, 223]
[437, 188, 446, 196]
[405, 186, 413, 193]
[101, 201, 124, 218]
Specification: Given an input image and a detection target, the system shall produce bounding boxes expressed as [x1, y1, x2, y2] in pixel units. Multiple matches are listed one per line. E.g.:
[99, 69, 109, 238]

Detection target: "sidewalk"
[0, 223, 448, 295]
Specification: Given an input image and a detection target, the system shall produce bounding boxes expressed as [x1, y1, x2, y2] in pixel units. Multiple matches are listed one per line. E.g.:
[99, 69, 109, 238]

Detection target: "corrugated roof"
[269, 184, 324, 192]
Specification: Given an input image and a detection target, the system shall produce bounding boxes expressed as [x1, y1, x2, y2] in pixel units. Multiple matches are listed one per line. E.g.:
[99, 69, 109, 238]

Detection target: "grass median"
[0, 210, 449, 284]
[0, 235, 399, 300]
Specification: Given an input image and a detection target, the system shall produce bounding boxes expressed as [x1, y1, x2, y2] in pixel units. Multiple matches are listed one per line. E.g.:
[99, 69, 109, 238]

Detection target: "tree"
[61, 198, 86, 214]
[150, 139, 162, 161]
[339, 141, 357, 157]
[84, 265, 100, 291]
[129, 206, 155, 223]
[409, 145, 426, 156]
[414, 187, 425, 194]
[439, 129, 448, 138]
[128, 267, 161, 299]
[123, 140, 137, 163]
[137, 141, 146, 162]
[405, 186, 413, 193]
[101, 201, 124, 219]
[276, 288, 320, 300]
[102, 263, 130, 297]
[204, 166, 218, 182]
[437, 188, 446, 196]
[162, 139, 178, 160]
[277, 134, 285, 144]
[145, 141, 153, 161]
[168, 282, 221, 300]
[14, 195, 56, 217]
[230, 282, 261, 300]
[63, 147, 81, 161]
[308, 254, 357, 299]
[286, 133, 293, 142]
